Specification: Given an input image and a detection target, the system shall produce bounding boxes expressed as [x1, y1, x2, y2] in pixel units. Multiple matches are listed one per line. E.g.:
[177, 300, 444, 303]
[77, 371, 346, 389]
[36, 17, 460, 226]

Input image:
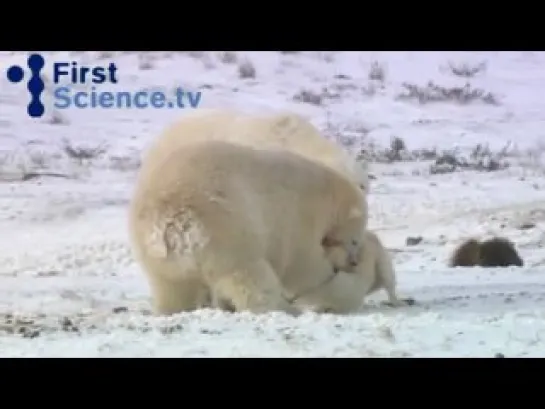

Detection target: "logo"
[6, 53, 203, 119]
[6, 53, 46, 118]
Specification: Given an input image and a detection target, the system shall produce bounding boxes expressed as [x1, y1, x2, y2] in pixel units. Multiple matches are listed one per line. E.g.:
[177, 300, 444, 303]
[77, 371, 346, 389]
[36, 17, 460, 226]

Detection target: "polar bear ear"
[348, 206, 363, 220]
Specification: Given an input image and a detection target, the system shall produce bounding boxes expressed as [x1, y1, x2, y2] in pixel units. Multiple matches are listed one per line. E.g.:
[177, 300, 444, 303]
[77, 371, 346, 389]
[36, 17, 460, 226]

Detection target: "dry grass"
[323, 119, 538, 176]
[186, 51, 205, 59]
[106, 149, 142, 172]
[368, 61, 386, 82]
[217, 51, 238, 64]
[95, 51, 116, 60]
[48, 111, 68, 125]
[238, 60, 256, 79]
[138, 54, 154, 70]
[293, 89, 323, 106]
[61, 139, 108, 166]
[359, 138, 511, 173]
[318, 52, 335, 63]
[397, 81, 500, 105]
[0, 147, 71, 182]
[0, 139, 145, 182]
[446, 61, 487, 78]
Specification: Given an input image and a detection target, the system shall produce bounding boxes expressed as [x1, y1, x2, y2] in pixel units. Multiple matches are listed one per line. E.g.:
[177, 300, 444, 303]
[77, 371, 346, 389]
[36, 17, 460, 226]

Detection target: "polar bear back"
[143, 109, 369, 193]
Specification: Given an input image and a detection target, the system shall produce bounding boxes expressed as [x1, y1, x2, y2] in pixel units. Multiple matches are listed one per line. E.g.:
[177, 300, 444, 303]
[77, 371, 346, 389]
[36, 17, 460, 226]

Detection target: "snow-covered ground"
[1, 51, 545, 357]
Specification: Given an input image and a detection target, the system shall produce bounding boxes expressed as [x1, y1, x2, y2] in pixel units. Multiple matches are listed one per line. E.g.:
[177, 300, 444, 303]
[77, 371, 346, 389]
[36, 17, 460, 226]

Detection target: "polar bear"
[291, 230, 410, 314]
[142, 109, 370, 194]
[129, 140, 367, 316]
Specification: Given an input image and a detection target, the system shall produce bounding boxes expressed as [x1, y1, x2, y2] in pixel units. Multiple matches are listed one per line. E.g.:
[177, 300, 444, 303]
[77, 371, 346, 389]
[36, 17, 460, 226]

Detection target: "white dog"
[292, 230, 413, 314]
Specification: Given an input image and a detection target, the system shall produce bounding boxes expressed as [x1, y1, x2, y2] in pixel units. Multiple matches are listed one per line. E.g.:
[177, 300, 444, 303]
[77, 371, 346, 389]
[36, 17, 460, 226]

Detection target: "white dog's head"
[322, 207, 366, 271]
[348, 158, 370, 195]
[324, 240, 361, 271]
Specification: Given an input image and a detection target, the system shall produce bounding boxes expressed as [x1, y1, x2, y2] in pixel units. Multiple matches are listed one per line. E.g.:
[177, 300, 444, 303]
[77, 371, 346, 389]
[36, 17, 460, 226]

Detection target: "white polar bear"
[292, 230, 410, 314]
[142, 109, 370, 194]
[129, 140, 367, 316]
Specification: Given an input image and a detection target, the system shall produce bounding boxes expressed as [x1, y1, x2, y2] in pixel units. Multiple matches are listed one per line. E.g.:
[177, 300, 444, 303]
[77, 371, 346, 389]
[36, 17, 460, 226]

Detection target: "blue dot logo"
[5, 53, 46, 118]
[7, 66, 24, 83]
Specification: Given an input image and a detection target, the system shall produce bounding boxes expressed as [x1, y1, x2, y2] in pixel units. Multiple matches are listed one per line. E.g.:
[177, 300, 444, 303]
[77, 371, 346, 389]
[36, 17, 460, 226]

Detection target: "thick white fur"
[296, 230, 404, 314]
[143, 109, 370, 193]
[129, 140, 367, 316]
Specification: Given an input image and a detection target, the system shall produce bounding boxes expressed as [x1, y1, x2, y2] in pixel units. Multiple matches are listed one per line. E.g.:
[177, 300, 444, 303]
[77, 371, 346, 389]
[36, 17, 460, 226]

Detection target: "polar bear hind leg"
[203, 255, 301, 316]
[146, 273, 211, 315]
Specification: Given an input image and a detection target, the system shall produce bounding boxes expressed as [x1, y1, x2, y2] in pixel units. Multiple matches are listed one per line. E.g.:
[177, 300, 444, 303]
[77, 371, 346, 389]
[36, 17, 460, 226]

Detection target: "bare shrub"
[397, 81, 499, 105]
[238, 60, 256, 79]
[319, 52, 335, 63]
[293, 89, 322, 106]
[361, 83, 378, 97]
[48, 111, 68, 125]
[217, 51, 238, 64]
[322, 118, 371, 157]
[201, 54, 216, 70]
[368, 61, 386, 82]
[27, 150, 49, 169]
[388, 136, 406, 161]
[347, 130, 512, 174]
[61, 139, 108, 165]
[0, 148, 72, 182]
[96, 51, 116, 60]
[138, 54, 154, 70]
[319, 117, 513, 174]
[107, 153, 141, 172]
[515, 143, 545, 171]
[320, 87, 341, 100]
[20, 172, 72, 182]
[186, 51, 205, 59]
[329, 82, 357, 93]
[430, 143, 510, 174]
[357, 136, 414, 163]
[0, 151, 9, 166]
[447, 61, 487, 78]
[0, 151, 13, 180]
